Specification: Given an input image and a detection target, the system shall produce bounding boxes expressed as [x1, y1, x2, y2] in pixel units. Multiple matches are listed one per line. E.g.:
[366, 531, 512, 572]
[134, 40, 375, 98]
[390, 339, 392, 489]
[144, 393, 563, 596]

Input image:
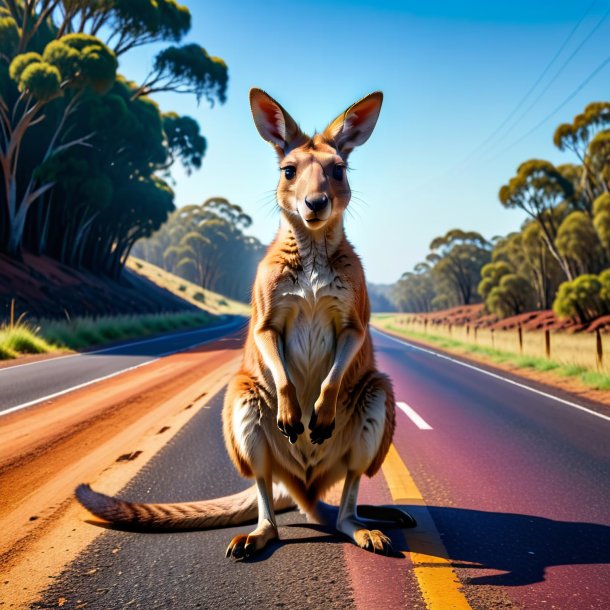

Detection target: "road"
[2, 326, 609, 609]
[0, 317, 246, 415]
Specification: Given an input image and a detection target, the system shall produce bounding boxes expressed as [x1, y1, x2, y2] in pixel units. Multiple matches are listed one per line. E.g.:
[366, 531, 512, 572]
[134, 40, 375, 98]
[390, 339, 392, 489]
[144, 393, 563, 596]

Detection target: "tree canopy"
[0, 0, 228, 278]
[133, 198, 264, 301]
[391, 100, 610, 325]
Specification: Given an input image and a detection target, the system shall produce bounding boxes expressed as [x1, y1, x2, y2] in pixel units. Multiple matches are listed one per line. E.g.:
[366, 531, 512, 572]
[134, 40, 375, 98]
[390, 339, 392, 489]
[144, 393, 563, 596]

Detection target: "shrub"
[553, 273, 610, 323]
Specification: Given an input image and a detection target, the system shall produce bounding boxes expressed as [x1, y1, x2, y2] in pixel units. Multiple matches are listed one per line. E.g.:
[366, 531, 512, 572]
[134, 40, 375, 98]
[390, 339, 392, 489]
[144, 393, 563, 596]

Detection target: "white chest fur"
[279, 243, 347, 417]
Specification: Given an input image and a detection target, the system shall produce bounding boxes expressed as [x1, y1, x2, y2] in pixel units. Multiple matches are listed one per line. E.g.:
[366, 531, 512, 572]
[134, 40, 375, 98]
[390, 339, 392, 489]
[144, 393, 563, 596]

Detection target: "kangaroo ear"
[250, 88, 308, 157]
[323, 92, 383, 156]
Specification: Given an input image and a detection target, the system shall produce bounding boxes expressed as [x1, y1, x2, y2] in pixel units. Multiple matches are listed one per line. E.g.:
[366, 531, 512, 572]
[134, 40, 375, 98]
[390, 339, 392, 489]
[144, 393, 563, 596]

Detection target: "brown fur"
[76, 89, 405, 557]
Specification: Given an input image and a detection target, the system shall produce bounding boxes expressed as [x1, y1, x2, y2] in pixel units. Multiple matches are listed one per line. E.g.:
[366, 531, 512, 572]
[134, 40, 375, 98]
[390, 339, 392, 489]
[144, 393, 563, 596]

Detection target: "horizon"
[119, 0, 610, 284]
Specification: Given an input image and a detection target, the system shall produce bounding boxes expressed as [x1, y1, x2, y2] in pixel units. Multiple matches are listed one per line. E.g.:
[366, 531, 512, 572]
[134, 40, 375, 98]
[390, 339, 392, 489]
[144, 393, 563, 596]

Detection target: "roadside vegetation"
[0, 309, 215, 361]
[126, 257, 251, 316]
[387, 101, 610, 328]
[1, 1, 227, 277]
[131, 198, 264, 303]
[1, 253, 250, 361]
[372, 314, 610, 392]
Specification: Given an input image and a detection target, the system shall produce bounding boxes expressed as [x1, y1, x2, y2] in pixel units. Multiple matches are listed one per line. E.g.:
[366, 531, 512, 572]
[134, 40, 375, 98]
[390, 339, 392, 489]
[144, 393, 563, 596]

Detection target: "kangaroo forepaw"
[308, 410, 335, 445]
[277, 417, 304, 444]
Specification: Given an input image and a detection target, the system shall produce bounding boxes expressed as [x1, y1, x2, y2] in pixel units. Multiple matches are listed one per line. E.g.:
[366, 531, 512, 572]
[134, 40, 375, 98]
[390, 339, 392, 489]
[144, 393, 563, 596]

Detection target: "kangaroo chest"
[279, 260, 347, 414]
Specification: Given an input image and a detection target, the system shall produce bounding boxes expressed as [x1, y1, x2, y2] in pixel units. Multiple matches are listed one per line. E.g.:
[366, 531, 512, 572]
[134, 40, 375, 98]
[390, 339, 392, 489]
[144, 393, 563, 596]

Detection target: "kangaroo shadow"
[403, 505, 610, 587]
[85, 503, 610, 582]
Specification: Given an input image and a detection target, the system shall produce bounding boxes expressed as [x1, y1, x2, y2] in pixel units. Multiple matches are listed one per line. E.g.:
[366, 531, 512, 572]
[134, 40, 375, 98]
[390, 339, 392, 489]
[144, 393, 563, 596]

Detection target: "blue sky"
[120, 1, 610, 284]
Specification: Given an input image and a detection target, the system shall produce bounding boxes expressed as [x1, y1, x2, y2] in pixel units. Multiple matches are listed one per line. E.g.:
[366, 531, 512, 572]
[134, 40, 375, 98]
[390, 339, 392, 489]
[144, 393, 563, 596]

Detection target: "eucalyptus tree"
[132, 198, 265, 301]
[499, 160, 575, 280]
[0, 0, 228, 272]
[478, 260, 536, 317]
[553, 272, 610, 324]
[428, 229, 491, 306]
[391, 263, 436, 313]
[1, 31, 117, 256]
[554, 102, 610, 208]
[555, 211, 603, 277]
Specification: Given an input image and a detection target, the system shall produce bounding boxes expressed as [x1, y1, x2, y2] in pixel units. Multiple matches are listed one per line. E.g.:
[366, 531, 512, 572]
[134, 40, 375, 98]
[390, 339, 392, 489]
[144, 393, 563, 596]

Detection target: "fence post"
[491, 328, 495, 349]
[596, 328, 603, 370]
[518, 325, 523, 355]
[545, 329, 551, 359]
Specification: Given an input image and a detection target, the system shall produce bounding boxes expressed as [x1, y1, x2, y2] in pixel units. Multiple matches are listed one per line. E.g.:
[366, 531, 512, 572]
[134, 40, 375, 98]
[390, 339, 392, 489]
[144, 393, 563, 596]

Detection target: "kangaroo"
[76, 89, 415, 558]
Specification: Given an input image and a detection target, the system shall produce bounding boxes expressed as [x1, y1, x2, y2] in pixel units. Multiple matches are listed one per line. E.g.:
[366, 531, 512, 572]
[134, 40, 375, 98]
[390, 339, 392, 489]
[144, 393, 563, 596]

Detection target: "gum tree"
[0, 0, 228, 272]
[499, 160, 575, 280]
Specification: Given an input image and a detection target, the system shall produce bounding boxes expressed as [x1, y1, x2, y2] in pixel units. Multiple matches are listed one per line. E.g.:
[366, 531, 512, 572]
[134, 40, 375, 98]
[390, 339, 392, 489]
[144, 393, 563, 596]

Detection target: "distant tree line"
[0, 1, 227, 278]
[132, 198, 265, 302]
[392, 101, 610, 324]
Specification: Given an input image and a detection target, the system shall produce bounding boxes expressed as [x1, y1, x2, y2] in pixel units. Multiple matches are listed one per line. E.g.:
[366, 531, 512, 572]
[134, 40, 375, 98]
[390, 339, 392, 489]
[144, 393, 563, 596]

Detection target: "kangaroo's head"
[250, 89, 383, 233]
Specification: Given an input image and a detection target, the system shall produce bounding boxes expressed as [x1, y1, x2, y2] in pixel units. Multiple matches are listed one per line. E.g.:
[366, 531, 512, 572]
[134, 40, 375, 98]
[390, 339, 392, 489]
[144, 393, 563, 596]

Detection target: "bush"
[553, 273, 610, 323]
[0, 321, 55, 359]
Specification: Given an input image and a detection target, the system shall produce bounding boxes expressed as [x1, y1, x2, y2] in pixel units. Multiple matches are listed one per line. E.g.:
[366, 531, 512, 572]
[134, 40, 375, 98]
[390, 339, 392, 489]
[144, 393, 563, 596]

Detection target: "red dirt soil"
[0, 253, 197, 321]
[400, 304, 603, 333]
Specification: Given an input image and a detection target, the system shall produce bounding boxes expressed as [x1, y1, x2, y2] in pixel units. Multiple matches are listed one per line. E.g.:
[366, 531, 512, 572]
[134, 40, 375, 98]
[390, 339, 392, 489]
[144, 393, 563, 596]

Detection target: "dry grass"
[126, 257, 251, 317]
[40, 311, 213, 351]
[0, 300, 56, 360]
[0, 308, 214, 360]
[372, 314, 610, 393]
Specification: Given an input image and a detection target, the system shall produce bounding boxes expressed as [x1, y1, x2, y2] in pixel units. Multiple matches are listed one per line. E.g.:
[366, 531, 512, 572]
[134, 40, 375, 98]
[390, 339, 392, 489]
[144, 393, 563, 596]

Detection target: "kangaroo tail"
[75, 483, 295, 530]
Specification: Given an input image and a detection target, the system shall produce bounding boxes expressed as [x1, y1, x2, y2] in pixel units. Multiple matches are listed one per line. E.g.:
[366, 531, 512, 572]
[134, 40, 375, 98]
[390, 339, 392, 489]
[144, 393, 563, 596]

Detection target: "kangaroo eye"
[332, 164, 344, 180]
[283, 166, 296, 180]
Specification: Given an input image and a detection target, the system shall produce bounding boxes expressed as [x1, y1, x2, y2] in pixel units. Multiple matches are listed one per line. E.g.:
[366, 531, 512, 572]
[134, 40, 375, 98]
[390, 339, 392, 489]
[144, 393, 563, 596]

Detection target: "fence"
[386, 315, 610, 375]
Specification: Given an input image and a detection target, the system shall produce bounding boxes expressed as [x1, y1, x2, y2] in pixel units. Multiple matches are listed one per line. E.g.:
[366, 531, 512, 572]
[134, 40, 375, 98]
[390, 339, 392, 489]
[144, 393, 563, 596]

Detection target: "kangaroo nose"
[305, 193, 328, 213]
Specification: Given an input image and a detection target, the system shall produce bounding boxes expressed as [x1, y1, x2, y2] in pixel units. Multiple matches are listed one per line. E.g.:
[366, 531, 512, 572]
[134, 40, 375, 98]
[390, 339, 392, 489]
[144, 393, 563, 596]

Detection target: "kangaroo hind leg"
[357, 505, 417, 528]
[224, 375, 285, 559]
[226, 475, 278, 559]
[336, 470, 392, 555]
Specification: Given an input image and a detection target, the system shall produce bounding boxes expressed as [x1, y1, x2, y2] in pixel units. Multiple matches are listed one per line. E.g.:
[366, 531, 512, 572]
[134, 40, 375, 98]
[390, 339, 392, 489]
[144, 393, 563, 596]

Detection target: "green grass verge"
[0, 324, 55, 359]
[375, 320, 610, 393]
[0, 310, 216, 360]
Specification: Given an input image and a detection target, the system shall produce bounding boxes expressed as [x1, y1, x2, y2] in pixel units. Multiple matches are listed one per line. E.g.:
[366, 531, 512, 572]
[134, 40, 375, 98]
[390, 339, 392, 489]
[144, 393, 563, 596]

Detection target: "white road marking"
[0, 322, 242, 418]
[397, 401, 433, 430]
[374, 328, 610, 424]
[0, 320, 240, 374]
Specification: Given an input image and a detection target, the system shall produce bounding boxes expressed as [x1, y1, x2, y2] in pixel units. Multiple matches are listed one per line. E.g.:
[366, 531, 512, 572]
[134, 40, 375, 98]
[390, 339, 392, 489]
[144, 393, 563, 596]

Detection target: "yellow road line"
[381, 444, 472, 610]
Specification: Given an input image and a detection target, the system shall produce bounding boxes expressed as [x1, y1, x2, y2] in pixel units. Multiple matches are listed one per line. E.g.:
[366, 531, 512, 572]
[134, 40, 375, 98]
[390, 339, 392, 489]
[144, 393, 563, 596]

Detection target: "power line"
[464, 0, 597, 161]
[404, 2, 600, 197]
[488, 50, 610, 162]
[487, 3, 610, 153]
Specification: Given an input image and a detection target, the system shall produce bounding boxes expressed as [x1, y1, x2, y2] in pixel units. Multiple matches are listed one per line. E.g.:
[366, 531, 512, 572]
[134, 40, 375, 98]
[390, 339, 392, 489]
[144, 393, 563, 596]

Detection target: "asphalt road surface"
[0, 317, 246, 415]
[16, 327, 610, 609]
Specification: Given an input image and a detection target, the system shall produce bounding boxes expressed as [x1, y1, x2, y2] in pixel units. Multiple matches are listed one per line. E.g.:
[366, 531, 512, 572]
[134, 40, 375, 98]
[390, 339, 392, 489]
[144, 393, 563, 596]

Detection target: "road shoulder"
[371, 323, 610, 418]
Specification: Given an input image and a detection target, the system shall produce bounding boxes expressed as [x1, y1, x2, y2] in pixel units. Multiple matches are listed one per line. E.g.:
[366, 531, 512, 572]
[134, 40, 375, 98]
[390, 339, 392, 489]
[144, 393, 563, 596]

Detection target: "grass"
[1, 257, 249, 362]
[0, 308, 215, 360]
[0, 301, 57, 361]
[126, 257, 251, 316]
[374, 317, 610, 393]
[40, 311, 213, 351]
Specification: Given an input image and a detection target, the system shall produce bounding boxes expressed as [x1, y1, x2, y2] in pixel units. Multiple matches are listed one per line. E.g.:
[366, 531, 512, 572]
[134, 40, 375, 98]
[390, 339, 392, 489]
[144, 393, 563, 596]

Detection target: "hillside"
[0, 254, 249, 322]
[126, 258, 251, 316]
